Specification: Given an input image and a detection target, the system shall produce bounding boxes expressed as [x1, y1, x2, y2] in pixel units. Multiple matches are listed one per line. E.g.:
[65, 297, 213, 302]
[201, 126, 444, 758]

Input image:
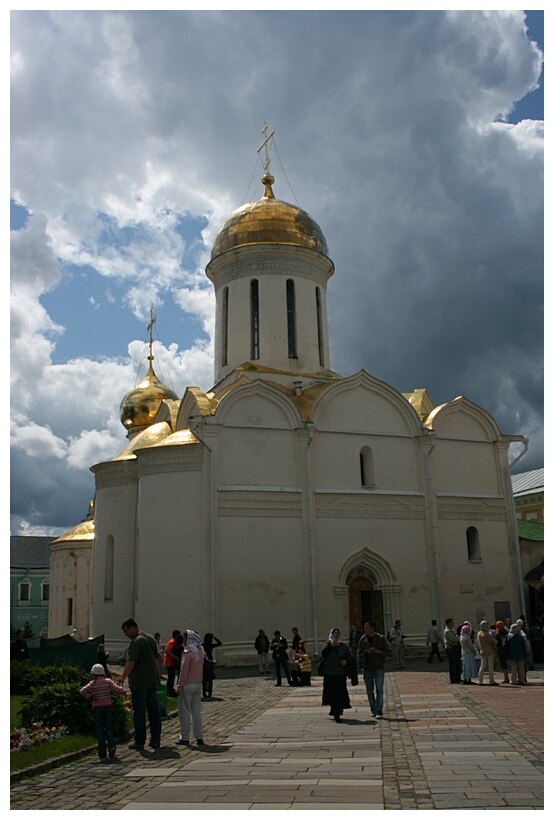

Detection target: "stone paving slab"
[10, 665, 543, 810]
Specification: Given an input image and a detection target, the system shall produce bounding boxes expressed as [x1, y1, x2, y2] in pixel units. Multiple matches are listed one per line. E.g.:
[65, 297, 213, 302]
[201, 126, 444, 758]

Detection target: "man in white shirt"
[387, 620, 406, 668]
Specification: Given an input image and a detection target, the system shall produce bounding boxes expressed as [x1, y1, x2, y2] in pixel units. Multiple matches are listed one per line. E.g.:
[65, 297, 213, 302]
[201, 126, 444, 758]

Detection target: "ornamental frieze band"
[137, 448, 204, 476]
[437, 498, 507, 521]
[218, 491, 302, 517]
[315, 493, 425, 519]
[216, 258, 329, 288]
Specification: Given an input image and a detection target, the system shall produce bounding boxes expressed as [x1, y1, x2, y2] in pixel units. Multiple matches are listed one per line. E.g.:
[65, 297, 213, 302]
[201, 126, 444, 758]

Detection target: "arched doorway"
[347, 566, 384, 633]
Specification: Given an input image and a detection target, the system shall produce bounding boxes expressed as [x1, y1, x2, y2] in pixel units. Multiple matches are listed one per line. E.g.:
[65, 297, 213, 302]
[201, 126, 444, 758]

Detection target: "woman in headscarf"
[460, 624, 478, 684]
[176, 629, 206, 746]
[320, 627, 352, 722]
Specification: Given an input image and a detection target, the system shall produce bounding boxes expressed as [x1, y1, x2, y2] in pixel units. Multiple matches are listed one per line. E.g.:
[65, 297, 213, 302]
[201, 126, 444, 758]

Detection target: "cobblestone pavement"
[10, 666, 543, 811]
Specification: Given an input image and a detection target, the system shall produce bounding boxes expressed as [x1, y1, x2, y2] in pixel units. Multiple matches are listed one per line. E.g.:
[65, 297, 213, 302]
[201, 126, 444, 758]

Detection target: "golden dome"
[210, 173, 329, 259]
[120, 362, 179, 433]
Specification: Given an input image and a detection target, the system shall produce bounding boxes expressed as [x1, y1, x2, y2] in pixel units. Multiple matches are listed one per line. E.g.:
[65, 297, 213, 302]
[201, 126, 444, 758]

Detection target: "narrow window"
[41, 578, 50, 603]
[360, 446, 375, 488]
[67, 597, 73, 627]
[287, 279, 297, 358]
[251, 279, 260, 360]
[222, 287, 229, 367]
[316, 287, 324, 367]
[104, 535, 114, 601]
[18, 581, 30, 602]
[467, 527, 481, 561]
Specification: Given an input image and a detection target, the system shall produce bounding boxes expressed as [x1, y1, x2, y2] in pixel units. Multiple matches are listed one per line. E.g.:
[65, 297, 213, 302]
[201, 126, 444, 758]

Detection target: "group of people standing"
[443, 616, 535, 686]
[162, 630, 222, 701]
[255, 627, 312, 686]
[117, 620, 223, 754]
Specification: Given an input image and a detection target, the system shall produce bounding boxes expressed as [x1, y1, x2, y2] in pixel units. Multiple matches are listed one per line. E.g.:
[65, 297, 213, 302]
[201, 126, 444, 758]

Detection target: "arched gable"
[311, 370, 423, 436]
[215, 380, 304, 430]
[338, 544, 397, 588]
[425, 396, 502, 441]
[175, 387, 217, 431]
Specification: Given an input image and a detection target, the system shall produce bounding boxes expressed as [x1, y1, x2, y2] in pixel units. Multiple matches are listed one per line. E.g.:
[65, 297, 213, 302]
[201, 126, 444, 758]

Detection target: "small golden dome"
[119, 362, 179, 433]
[211, 174, 329, 259]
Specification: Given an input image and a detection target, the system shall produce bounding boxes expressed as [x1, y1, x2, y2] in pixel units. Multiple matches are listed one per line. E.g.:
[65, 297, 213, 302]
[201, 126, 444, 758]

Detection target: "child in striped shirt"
[80, 663, 126, 762]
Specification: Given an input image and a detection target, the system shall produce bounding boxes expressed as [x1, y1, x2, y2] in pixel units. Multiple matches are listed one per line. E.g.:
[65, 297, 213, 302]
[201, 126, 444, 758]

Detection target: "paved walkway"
[11, 667, 543, 810]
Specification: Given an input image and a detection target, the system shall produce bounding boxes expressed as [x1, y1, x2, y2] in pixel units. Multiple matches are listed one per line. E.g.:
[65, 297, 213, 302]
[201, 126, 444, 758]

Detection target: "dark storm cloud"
[10, 10, 543, 531]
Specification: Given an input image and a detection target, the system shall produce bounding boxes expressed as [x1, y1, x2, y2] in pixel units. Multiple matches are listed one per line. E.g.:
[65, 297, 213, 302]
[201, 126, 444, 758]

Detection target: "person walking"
[426, 620, 444, 664]
[444, 618, 461, 683]
[119, 618, 162, 751]
[387, 620, 406, 668]
[270, 631, 292, 687]
[176, 629, 206, 746]
[477, 620, 499, 685]
[320, 627, 352, 722]
[80, 663, 126, 762]
[358, 621, 389, 719]
[202, 633, 222, 699]
[255, 629, 270, 674]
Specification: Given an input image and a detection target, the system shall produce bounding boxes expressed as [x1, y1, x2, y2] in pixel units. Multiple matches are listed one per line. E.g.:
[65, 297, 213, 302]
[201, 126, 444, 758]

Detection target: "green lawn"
[10, 694, 178, 774]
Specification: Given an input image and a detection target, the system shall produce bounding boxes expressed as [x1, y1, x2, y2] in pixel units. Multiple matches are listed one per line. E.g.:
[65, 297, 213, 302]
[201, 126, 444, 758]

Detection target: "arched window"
[222, 286, 229, 367]
[18, 578, 31, 605]
[466, 527, 481, 561]
[360, 446, 375, 488]
[286, 279, 297, 358]
[316, 286, 325, 367]
[104, 536, 114, 601]
[251, 279, 260, 360]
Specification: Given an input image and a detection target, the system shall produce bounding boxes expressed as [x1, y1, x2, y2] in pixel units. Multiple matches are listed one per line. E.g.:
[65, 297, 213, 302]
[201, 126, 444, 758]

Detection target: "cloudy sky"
[10, 9, 544, 536]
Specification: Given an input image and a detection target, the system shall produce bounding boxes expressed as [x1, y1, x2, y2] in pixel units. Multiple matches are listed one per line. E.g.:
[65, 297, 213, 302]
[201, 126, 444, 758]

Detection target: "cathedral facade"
[51, 166, 526, 663]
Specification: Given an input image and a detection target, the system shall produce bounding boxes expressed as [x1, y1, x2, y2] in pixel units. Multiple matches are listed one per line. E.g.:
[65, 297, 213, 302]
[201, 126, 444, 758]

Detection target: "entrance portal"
[347, 567, 384, 633]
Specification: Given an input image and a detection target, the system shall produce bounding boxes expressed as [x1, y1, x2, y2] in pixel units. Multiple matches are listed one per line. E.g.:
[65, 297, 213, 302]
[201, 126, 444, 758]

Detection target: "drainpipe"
[188, 416, 216, 635]
[426, 432, 444, 627]
[305, 421, 319, 656]
[506, 437, 529, 617]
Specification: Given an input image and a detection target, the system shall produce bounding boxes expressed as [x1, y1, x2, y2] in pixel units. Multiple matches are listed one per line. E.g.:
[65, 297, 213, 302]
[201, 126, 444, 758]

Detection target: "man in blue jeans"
[120, 618, 162, 751]
[357, 621, 389, 719]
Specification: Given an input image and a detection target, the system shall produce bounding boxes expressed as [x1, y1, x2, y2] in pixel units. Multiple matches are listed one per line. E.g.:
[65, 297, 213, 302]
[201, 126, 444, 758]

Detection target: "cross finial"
[257, 122, 276, 197]
[147, 306, 157, 362]
[257, 121, 275, 174]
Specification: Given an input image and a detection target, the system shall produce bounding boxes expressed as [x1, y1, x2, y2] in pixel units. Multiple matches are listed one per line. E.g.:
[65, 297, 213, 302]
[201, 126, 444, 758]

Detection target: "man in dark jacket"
[254, 629, 270, 674]
[505, 624, 527, 685]
[270, 631, 292, 687]
[357, 621, 389, 719]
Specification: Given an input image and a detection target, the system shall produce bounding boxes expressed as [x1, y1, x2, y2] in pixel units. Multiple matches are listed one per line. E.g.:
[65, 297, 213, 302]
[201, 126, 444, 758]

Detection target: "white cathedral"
[49, 148, 526, 663]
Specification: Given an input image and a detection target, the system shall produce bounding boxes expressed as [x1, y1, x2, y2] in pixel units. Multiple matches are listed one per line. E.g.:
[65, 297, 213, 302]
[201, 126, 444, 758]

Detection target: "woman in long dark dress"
[202, 633, 222, 699]
[320, 627, 352, 722]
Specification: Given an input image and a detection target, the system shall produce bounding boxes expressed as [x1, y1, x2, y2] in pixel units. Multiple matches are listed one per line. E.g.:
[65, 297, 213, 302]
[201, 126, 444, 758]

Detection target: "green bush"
[19, 683, 131, 737]
[11, 662, 90, 695]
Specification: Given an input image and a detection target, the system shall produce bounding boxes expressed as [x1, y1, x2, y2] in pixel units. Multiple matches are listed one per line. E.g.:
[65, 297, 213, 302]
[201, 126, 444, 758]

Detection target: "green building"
[10, 536, 52, 647]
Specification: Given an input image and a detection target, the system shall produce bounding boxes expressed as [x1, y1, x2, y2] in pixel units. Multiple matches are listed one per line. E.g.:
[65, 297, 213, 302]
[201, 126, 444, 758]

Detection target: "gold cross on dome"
[147, 306, 157, 361]
[257, 121, 275, 174]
